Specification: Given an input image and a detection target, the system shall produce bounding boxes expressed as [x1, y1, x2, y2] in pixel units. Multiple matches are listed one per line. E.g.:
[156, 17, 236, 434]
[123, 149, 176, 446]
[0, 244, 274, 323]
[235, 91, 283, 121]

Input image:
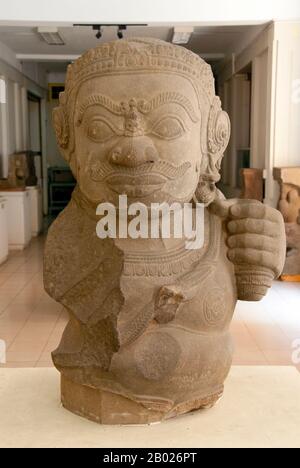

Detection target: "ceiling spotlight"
[74, 24, 145, 40]
[117, 25, 126, 39]
[172, 27, 194, 45]
[95, 26, 102, 39]
[37, 27, 65, 45]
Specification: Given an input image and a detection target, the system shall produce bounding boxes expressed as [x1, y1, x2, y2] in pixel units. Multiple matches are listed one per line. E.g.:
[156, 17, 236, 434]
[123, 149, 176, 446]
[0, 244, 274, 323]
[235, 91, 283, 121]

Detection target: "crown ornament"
[121, 98, 144, 136]
[62, 38, 215, 104]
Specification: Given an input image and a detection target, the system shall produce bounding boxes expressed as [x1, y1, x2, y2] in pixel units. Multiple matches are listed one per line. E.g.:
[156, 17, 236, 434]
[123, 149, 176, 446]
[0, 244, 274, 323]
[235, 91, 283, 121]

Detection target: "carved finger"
[210, 198, 257, 218]
[227, 233, 278, 253]
[227, 219, 279, 237]
[229, 203, 281, 223]
[227, 248, 280, 276]
[287, 189, 299, 203]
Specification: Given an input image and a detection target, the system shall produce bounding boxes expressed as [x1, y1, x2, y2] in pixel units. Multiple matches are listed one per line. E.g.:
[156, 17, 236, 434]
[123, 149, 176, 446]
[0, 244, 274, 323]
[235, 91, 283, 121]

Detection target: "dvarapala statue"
[44, 38, 286, 424]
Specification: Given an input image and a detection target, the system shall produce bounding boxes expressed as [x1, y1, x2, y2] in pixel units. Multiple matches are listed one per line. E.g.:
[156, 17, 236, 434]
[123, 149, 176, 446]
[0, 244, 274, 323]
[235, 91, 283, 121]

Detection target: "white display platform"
[0, 366, 299, 448]
[26, 186, 43, 236]
[0, 196, 8, 264]
[0, 190, 32, 250]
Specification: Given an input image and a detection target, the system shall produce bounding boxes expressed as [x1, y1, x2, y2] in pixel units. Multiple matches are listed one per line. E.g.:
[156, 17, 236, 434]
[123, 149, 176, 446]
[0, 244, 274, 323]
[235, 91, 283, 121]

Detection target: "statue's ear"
[196, 97, 230, 205]
[53, 98, 79, 179]
[52, 105, 70, 159]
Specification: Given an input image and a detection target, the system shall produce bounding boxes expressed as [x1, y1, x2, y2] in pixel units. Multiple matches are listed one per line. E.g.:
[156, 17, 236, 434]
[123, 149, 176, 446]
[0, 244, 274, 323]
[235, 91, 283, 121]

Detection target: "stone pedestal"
[61, 375, 223, 425]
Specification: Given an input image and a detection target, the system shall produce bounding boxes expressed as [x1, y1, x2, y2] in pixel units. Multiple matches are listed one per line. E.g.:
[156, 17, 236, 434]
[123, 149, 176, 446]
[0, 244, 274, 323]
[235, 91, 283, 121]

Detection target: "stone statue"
[0, 153, 28, 189]
[0, 151, 37, 189]
[274, 167, 300, 277]
[240, 168, 264, 202]
[284, 215, 300, 278]
[44, 38, 286, 424]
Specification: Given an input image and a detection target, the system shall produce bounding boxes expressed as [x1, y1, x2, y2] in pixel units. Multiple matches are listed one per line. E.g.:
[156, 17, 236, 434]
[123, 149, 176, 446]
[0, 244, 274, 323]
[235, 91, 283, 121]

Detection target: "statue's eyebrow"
[139, 92, 199, 123]
[76, 92, 199, 125]
[76, 95, 124, 125]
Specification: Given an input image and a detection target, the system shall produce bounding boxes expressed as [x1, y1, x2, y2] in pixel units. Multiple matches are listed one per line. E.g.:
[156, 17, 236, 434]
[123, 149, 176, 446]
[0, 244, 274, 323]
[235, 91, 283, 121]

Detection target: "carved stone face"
[73, 73, 202, 205]
[54, 39, 231, 206]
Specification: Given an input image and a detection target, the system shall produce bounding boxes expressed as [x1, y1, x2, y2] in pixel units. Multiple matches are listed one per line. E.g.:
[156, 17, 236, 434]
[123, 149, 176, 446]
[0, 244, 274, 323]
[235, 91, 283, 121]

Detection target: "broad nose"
[108, 136, 159, 168]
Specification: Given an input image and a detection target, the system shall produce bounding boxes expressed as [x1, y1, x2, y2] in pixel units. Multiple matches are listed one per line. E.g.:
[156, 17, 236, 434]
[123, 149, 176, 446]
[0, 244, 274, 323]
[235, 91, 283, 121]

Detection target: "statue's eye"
[87, 119, 115, 142]
[152, 117, 184, 140]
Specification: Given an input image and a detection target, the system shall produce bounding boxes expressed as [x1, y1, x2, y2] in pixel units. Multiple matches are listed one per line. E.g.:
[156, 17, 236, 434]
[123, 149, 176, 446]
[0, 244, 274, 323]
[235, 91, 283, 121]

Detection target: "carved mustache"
[89, 160, 191, 184]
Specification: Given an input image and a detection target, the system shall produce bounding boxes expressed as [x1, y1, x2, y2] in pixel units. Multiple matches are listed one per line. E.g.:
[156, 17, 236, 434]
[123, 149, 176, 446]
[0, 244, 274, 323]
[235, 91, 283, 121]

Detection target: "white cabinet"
[0, 196, 8, 264]
[27, 186, 43, 236]
[0, 190, 32, 250]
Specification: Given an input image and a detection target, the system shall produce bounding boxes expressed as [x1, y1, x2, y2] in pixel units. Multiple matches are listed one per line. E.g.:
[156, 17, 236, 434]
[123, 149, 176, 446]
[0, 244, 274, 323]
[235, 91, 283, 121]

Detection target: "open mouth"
[105, 173, 167, 196]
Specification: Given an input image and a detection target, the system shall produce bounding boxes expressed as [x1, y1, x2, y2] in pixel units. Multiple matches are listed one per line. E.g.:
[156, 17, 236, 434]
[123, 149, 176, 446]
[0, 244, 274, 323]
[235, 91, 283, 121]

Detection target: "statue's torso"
[44, 196, 237, 413]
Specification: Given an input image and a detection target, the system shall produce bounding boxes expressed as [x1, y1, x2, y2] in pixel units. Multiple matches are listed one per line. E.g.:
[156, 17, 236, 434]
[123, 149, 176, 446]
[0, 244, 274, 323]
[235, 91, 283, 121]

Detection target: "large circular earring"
[53, 106, 69, 150]
[195, 97, 230, 205]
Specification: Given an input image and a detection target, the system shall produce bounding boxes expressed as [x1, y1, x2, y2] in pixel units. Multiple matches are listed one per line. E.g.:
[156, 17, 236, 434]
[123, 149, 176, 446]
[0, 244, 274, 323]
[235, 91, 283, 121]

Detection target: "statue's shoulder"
[44, 199, 100, 300]
[45, 198, 86, 255]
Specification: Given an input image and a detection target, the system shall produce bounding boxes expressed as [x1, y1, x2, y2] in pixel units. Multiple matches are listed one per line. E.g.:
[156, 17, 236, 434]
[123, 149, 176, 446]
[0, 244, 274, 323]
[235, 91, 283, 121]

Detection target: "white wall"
[6, 79, 16, 156]
[14, 82, 23, 152]
[21, 86, 29, 149]
[0, 40, 21, 70]
[217, 21, 300, 207]
[0, 42, 47, 195]
[21, 62, 47, 89]
[218, 24, 271, 196]
[250, 49, 268, 169]
[270, 22, 300, 167]
[28, 100, 40, 152]
[47, 72, 66, 84]
[264, 21, 300, 206]
[0, 79, 6, 177]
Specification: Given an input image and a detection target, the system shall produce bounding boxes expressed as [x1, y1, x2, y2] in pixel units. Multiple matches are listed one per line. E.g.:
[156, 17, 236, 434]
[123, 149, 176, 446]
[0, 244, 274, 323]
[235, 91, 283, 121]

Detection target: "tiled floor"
[0, 235, 300, 370]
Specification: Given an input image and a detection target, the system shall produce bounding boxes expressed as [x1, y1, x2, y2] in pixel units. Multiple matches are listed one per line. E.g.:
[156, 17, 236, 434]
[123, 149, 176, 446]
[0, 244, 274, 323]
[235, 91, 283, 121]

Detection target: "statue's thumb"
[210, 198, 240, 219]
[210, 198, 258, 219]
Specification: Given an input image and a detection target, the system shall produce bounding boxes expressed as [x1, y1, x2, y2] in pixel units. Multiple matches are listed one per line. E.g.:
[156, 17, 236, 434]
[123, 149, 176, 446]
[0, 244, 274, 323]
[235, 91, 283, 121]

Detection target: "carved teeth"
[109, 184, 162, 197]
[106, 174, 167, 185]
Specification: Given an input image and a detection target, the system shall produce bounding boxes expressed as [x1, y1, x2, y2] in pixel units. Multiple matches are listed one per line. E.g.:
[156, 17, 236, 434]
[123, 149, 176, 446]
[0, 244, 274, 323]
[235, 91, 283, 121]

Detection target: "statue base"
[61, 376, 223, 425]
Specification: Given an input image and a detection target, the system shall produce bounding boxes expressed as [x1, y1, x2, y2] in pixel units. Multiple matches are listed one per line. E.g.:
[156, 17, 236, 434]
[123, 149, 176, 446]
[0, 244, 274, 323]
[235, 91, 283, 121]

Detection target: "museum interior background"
[0, 2, 300, 370]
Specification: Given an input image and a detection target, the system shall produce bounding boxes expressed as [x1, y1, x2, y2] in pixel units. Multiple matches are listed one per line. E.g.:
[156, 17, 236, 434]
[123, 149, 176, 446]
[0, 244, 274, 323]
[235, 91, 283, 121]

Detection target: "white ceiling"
[0, 26, 171, 55]
[0, 24, 267, 74]
[189, 25, 266, 54]
[0, 24, 267, 55]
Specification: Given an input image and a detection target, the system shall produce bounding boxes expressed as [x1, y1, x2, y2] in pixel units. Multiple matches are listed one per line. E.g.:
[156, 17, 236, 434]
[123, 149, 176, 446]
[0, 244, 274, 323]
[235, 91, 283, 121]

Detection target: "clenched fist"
[211, 199, 286, 301]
